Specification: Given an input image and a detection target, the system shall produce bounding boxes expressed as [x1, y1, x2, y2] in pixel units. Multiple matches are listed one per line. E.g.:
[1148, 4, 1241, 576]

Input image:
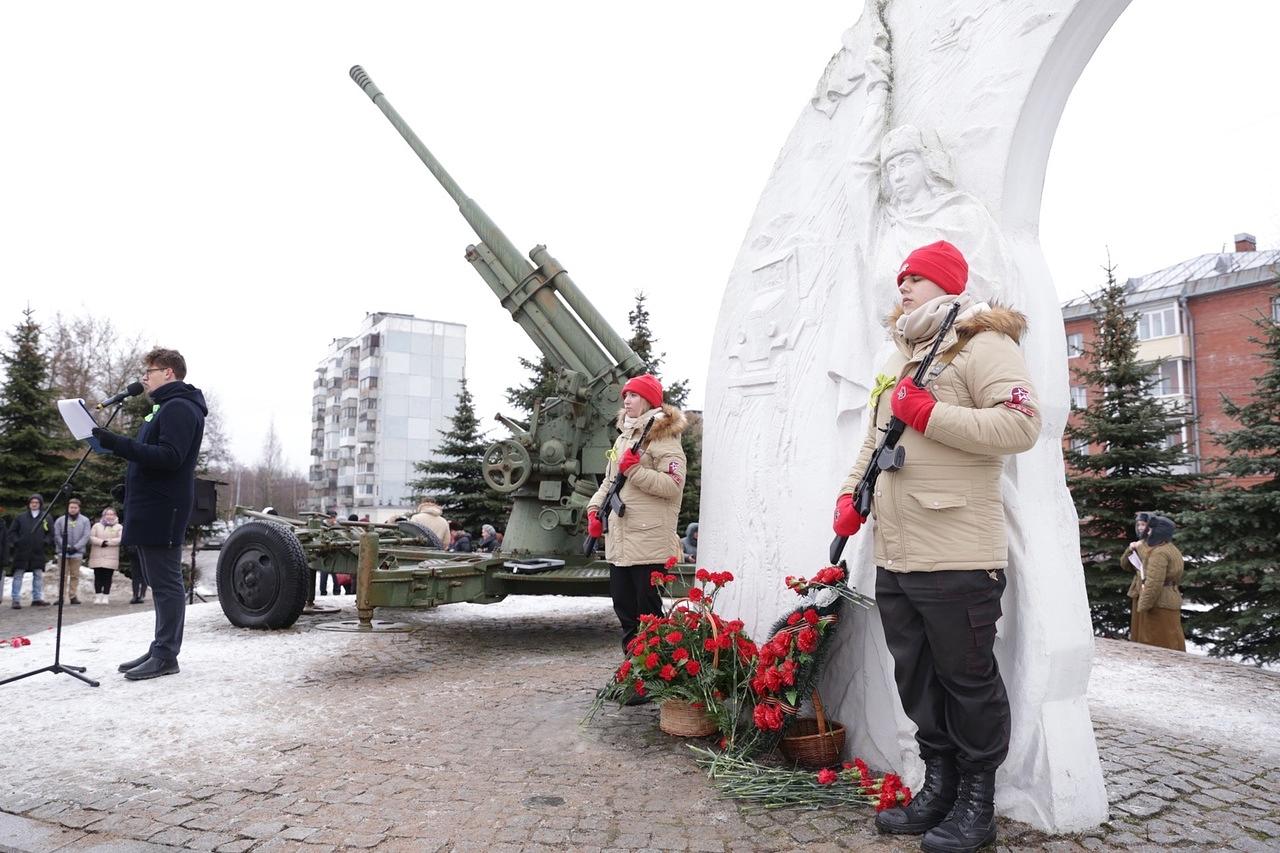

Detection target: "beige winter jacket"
[89, 521, 123, 570]
[1136, 542, 1184, 612]
[838, 305, 1041, 572]
[409, 505, 451, 547]
[588, 404, 687, 567]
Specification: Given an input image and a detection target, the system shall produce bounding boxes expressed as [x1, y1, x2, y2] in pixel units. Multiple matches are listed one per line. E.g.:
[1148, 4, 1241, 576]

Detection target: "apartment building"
[1062, 233, 1280, 475]
[308, 312, 465, 516]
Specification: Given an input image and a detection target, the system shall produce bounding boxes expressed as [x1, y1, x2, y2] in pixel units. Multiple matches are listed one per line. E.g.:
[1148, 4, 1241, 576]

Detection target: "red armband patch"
[668, 460, 685, 487]
[1003, 385, 1035, 416]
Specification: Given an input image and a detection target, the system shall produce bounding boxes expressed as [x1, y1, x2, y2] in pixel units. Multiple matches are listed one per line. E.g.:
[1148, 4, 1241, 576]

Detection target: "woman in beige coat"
[833, 241, 1040, 853]
[89, 507, 124, 605]
[586, 373, 687, 653]
[1132, 515, 1185, 651]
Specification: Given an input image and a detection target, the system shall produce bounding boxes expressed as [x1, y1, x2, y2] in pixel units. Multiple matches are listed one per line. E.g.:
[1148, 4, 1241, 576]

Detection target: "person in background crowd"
[347, 513, 359, 522]
[8, 494, 52, 609]
[1132, 514, 1186, 652]
[477, 524, 500, 552]
[0, 510, 9, 603]
[52, 497, 91, 605]
[359, 514, 370, 523]
[447, 521, 473, 553]
[1121, 512, 1152, 642]
[681, 522, 699, 563]
[410, 499, 451, 547]
[90, 506, 124, 604]
[317, 509, 339, 595]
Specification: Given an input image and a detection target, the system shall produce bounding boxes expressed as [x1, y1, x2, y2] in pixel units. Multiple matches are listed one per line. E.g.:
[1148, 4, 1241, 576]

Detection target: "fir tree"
[1177, 288, 1280, 663]
[0, 308, 71, 513]
[626, 292, 689, 407]
[1064, 263, 1200, 637]
[410, 379, 509, 535]
[504, 354, 559, 419]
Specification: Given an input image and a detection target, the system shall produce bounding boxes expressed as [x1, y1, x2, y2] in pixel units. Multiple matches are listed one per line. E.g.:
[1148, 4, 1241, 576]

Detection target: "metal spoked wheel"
[482, 440, 532, 493]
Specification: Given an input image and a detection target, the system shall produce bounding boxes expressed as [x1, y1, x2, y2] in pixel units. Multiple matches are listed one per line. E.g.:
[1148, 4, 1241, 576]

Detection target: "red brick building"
[1061, 233, 1280, 476]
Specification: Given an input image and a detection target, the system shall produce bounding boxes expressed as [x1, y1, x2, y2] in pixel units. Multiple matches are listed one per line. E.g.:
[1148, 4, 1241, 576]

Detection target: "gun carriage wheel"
[217, 522, 310, 629]
[482, 440, 532, 493]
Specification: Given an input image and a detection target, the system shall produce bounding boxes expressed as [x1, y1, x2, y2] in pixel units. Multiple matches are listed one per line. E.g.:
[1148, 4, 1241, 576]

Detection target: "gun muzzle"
[349, 65, 382, 101]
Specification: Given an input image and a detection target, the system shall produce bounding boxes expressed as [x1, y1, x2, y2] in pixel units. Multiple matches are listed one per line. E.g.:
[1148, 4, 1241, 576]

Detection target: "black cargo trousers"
[609, 563, 665, 652]
[876, 566, 1010, 772]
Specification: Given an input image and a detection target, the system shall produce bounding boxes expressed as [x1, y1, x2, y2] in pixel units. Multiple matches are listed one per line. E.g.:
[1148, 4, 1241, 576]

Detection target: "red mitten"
[587, 510, 604, 538]
[890, 377, 937, 433]
[832, 493, 866, 537]
[618, 448, 641, 474]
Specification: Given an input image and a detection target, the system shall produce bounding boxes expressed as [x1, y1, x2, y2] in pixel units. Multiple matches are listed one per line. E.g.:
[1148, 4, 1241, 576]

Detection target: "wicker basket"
[779, 691, 846, 768]
[659, 699, 717, 737]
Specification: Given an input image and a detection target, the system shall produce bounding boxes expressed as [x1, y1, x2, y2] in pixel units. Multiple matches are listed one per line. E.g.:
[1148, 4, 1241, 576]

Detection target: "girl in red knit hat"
[586, 373, 688, 694]
[833, 240, 1041, 852]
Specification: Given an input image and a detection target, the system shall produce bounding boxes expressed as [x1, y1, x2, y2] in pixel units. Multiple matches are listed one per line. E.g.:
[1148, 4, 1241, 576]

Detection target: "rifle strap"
[921, 347, 960, 389]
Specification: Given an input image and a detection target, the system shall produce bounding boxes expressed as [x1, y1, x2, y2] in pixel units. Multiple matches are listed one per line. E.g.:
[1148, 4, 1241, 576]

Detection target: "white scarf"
[895, 292, 989, 345]
[623, 407, 664, 434]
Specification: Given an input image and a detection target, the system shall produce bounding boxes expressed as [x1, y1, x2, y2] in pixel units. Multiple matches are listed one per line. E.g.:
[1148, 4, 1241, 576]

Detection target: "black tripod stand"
[0, 402, 125, 689]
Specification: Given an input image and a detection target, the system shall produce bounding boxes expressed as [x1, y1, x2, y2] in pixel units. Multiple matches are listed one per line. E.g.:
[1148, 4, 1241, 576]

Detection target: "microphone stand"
[0, 401, 126, 689]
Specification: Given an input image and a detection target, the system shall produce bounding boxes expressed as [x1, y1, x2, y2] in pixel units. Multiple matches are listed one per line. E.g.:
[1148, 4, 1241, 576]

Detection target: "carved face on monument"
[885, 151, 930, 209]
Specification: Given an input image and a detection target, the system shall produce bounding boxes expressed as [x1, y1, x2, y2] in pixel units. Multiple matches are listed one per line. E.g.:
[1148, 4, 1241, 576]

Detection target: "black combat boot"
[921, 770, 997, 852]
[874, 755, 958, 835]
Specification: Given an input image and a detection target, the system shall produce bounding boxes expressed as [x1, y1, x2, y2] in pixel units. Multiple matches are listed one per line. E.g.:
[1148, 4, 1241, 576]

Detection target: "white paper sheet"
[1128, 550, 1145, 581]
[57, 398, 98, 440]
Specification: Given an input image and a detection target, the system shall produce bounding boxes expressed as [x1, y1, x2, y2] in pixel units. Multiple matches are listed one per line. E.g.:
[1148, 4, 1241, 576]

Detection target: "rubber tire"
[217, 521, 310, 629]
[397, 520, 444, 549]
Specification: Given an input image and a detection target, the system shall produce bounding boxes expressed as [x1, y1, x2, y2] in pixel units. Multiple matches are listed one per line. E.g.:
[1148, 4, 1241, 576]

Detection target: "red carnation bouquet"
[587, 557, 758, 740]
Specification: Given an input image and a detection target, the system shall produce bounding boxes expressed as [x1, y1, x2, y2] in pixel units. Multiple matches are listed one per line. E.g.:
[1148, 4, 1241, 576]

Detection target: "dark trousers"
[317, 571, 332, 595]
[135, 545, 186, 661]
[876, 567, 1010, 773]
[132, 565, 148, 601]
[609, 563, 665, 651]
[93, 568, 114, 594]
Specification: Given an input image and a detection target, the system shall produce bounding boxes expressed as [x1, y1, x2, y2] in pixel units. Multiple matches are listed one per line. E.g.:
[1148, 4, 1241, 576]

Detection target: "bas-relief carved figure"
[705, 0, 1130, 832]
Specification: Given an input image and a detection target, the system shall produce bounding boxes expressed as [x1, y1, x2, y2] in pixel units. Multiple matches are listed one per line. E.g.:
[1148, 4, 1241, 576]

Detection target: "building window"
[1136, 305, 1179, 341]
[1069, 437, 1090, 457]
[1145, 361, 1185, 397]
[1069, 386, 1087, 409]
[1156, 428, 1186, 452]
[1272, 296, 1280, 324]
[1066, 333, 1084, 358]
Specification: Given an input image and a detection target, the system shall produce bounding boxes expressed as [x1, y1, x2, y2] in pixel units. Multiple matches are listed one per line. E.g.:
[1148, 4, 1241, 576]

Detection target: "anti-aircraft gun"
[214, 67, 688, 630]
[348, 64, 645, 555]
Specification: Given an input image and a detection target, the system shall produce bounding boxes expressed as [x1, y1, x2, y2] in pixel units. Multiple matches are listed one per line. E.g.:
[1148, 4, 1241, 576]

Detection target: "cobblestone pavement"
[0, 594, 1275, 852]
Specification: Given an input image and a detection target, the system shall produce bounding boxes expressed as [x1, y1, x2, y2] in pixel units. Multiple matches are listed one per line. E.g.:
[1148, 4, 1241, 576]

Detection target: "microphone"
[97, 382, 145, 410]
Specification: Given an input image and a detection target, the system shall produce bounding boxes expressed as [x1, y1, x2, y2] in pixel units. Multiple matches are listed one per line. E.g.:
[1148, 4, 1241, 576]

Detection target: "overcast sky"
[3, 1, 1277, 472]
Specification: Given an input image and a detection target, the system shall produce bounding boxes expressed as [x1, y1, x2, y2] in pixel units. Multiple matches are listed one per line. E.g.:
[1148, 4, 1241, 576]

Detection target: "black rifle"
[829, 300, 962, 565]
[582, 416, 657, 556]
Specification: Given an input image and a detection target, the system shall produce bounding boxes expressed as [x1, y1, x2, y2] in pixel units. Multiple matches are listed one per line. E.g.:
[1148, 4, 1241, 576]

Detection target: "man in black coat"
[93, 348, 206, 680]
[8, 495, 53, 608]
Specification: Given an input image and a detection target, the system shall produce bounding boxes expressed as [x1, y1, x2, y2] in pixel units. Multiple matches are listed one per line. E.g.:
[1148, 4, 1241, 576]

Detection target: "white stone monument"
[702, 0, 1130, 832]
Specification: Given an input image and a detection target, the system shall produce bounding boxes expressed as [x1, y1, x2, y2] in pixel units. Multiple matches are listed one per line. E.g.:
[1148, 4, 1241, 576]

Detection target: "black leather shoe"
[124, 657, 180, 680]
[921, 770, 997, 853]
[10, 603, 20, 610]
[117, 653, 151, 673]
[31, 600, 50, 607]
[875, 755, 959, 835]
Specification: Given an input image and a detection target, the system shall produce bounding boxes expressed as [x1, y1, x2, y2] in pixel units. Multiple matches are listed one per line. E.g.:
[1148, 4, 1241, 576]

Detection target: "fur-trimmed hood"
[888, 302, 1028, 362]
[614, 403, 687, 443]
[887, 303, 1028, 343]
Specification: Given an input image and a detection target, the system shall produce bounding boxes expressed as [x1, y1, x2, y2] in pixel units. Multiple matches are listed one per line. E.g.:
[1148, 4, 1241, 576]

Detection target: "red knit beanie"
[622, 374, 664, 409]
[896, 240, 968, 295]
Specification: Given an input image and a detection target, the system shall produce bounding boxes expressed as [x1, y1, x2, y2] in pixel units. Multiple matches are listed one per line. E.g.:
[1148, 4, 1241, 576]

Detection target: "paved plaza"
[0, 578, 1276, 853]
